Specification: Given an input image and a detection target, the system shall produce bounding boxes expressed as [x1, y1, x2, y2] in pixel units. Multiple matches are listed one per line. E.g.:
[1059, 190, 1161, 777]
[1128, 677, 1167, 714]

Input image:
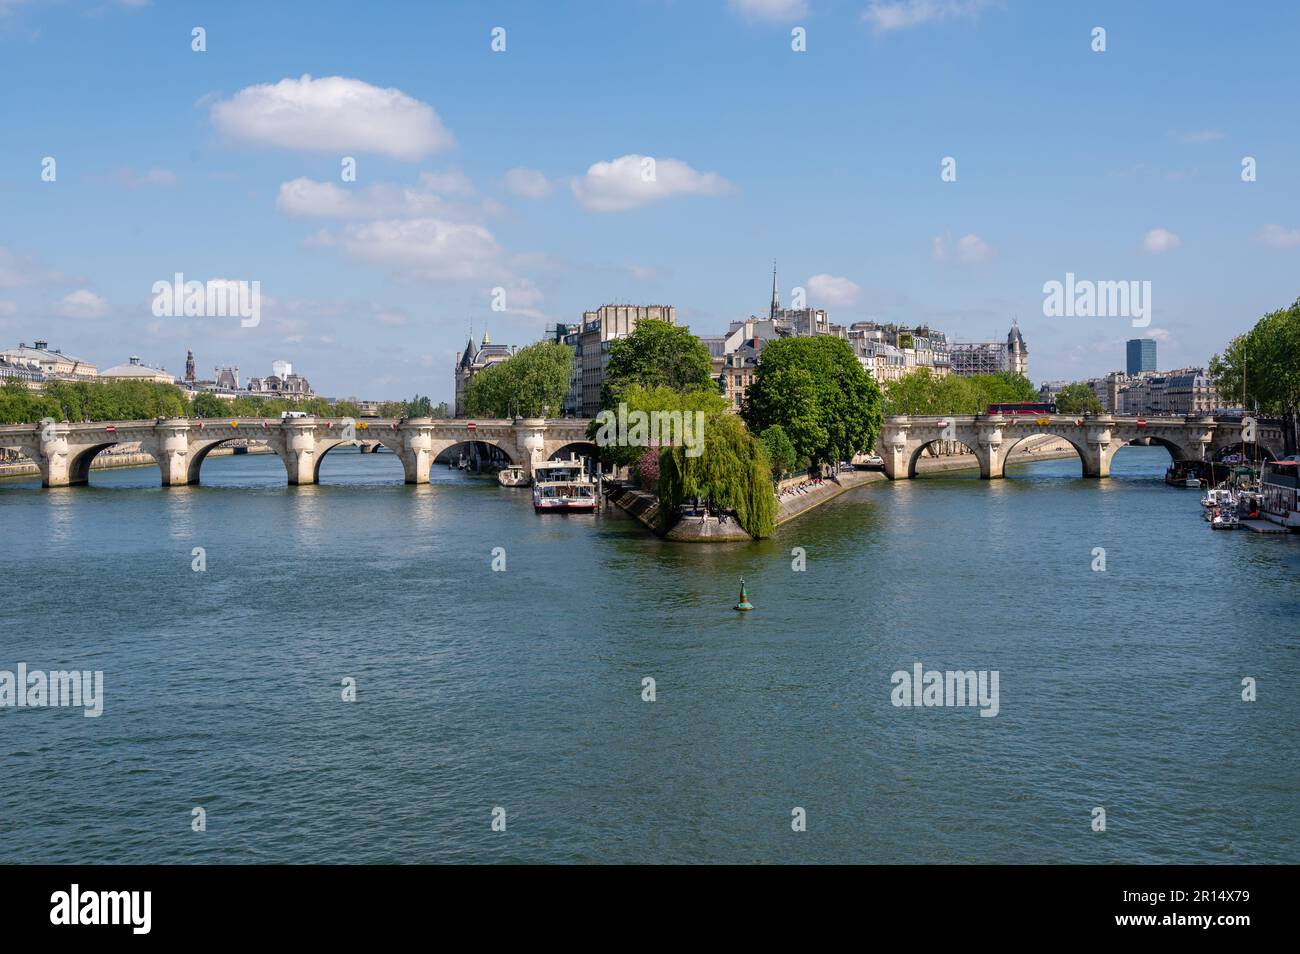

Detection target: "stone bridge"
[879, 414, 1285, 480]
[0, 417, 596, 487]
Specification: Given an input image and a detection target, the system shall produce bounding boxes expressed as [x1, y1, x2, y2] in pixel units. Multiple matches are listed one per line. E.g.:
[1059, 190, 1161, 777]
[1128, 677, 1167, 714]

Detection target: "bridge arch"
[311, 438, 406, 483]
[66, 441, 135, 486]
[997, 432, 1087, 477]
[548, 440, 600, 462]
[906, 438, 978, 478]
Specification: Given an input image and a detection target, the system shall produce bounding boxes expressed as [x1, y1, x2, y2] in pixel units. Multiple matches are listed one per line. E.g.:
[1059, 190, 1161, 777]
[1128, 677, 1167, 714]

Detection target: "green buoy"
[734, 578, 754, 612]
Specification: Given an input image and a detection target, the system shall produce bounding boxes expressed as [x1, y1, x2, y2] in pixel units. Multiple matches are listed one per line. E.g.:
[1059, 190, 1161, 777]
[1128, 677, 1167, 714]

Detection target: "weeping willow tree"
[658, 413, 777, 539]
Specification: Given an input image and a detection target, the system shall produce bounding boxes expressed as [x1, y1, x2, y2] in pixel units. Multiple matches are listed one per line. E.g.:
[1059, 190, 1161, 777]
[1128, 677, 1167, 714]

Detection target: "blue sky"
[1, 0, 1298, 403]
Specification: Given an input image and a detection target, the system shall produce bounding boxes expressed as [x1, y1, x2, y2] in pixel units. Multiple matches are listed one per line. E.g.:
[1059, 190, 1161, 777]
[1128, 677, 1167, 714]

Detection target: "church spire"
[770, 260, 780, 319]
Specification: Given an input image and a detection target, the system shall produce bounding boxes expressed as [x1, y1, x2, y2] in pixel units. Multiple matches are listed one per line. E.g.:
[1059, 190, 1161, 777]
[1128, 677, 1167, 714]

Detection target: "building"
[847, 322, 950, 382]
[948, 322, 1028, 378]
[99, 355, 175, 384]
[1119, 367, 1222, 416]
[247, 364, 313, 398]
[0, 356, 46, 387]
[720, 340, 760, 410]
[454, 331, 515, 417]
[1126, 338, 1157, 376]
[1, 340, 97, 379]
[184, 350, 196, 384]
[575, 304, 676, 417]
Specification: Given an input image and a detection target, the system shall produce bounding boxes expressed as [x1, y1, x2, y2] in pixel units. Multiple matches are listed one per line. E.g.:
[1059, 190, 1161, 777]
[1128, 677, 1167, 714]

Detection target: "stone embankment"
[609, 435, 1079, 542]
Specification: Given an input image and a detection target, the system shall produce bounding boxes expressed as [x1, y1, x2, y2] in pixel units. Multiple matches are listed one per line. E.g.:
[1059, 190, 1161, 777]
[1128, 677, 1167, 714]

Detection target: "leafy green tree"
[883, 369, 1037, 416]
[658, 412, 776, 539]
[407, 394, 434, 417]
[464, 342, 573, 418]
[601, 319, 715, 408]
[1211, 297, 1300, 454]
[760, 424, 797, 477]
[742, 336, 882, 466]
[1054, 382, 1104, 415]
[189, 391, 228, 418]
[586, 384, 727, 468]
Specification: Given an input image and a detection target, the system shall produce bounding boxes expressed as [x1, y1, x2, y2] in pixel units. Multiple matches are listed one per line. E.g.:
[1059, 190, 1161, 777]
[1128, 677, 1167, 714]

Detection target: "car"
[280, 410, 308, 419]
[860, 454, 884, 469]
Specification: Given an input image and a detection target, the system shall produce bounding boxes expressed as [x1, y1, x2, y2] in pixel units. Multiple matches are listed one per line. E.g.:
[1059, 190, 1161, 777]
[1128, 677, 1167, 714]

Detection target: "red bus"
[986, 402, 1058, 415]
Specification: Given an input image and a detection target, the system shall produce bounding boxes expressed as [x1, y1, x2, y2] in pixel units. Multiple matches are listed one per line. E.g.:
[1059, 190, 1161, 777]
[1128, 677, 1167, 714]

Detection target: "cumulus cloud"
[0, 246, 65, 289]
[210, 75, 453, 161]
[728, 0, 809, 21]
[52, 289, 110, 319]
[931, 233, 994, 265]
[502, 167, 554, 199]
[570, 154, 733, 212]
[863, 0, 997, 32]
[1257, 224, 1300, 249]
[806, 273, 862, 307]
[309, 218, 503, 282]
[276, 177, 448, 219]
[1142, 228, 1181, 253]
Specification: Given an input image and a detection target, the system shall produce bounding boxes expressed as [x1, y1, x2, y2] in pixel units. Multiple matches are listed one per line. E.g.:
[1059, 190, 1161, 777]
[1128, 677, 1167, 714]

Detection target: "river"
[1, 445, 1296, 863]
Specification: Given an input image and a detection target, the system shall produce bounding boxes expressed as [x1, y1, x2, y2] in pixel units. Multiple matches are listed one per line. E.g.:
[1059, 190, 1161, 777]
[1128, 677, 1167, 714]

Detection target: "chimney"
[129, 356, 140, 366]
[34, 339, 48, 351]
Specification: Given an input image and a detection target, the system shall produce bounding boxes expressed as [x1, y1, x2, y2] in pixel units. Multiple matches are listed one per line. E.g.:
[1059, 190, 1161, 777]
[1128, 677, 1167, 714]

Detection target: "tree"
[1211, 297, 1300, 454]
[189, 391, 228, 418]
[760, 424, 797, 478]
[1055, 382, 1104, 415]
[742, 336, 882, 466]
[883, 369, 1038, 416]
[600, 319, 715, 408]
[586, 383, 727, 469]
[407, 394, 434, 417]
[464, 342, 573, 418]
[658, 413, 776, 539]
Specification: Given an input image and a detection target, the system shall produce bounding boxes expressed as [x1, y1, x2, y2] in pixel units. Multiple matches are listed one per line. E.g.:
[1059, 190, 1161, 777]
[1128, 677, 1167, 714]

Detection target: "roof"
[3, 345, 92, 365]
[100, 361, 173, 380]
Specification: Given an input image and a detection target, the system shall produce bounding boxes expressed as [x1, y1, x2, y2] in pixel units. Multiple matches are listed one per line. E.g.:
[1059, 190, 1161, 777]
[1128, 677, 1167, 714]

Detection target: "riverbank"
[611, 437, 1080, 541]
[0, 443, 274, 479]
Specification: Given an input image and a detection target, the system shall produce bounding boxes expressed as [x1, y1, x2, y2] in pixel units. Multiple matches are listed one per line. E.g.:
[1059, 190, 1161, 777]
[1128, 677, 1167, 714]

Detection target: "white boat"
[1201, 487, 1235, 509]
[532, 457, 596, 512]
[1259, 459, 1300, 531]
[497, 465, 530, 487]
[1211, 507, 1239, 530]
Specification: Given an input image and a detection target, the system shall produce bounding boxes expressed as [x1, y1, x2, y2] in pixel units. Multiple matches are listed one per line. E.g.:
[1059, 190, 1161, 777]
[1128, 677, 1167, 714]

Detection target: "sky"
[1, 0, 1298, 404]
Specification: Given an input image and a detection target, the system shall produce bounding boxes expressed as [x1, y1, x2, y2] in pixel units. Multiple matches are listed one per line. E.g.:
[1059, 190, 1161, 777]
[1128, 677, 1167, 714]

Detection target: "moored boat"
[497, 465, 530, 487]
[532, 457, 597, 512]
[1259, 458, 1300, 531]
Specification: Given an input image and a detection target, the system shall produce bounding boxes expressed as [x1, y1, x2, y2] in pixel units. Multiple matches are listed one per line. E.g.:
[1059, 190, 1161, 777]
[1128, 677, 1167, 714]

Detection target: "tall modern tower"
[1126, 338, 1156, 376]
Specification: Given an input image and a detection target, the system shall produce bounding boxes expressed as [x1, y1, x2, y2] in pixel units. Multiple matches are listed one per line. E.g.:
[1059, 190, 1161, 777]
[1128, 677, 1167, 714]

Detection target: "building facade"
[454, 332, 515, 417]
[1126, 338, 1157, 376]
[1, 340, 97, 379]
[948, 322, 1028, 378]
[99, 355, 175, 384]
[573, 304, 676, 417]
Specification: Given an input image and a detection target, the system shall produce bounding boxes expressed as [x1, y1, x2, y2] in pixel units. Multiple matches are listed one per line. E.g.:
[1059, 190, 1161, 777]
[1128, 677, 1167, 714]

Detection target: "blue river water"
[1, 445, 1297, 863]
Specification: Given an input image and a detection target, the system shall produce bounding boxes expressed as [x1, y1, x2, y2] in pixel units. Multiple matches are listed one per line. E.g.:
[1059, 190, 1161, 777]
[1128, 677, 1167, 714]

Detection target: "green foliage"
[586, 384, 727, 469]
[742, 336, 883, 465]
[760, 424, 797, 477]
[406, 394, 434, 417]
[464, 342, 572, 418]
[658, 413, 776, 539]
[1054, 382, 1104, 415]
[1211, 297, 1300, 452]
[0, 377, 190, 424]
[883, 369, 1038, 416]
[601, 319, 715, 408]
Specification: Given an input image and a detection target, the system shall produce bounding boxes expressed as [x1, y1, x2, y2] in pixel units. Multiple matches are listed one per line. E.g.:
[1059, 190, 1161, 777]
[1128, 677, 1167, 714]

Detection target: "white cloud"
[863, 0, 996, 33]
[370, 303, 409, 327]
[1144, 328, 1172, 343]
[931, 233, 994, 265]
[210, 75, 453, 161]
[806, 273, 862, 307]
[1173, 129, 1224, 144]
[728, 0, 809, 21]
[1142, 228, 1181, 253]
[571, 154, 733, 212]
[502, 167, 554, 199]
[418, 169, 475, 197]
[115, 167, 177, 188]
[52, 289, 110, 319]
[0, 246, 64, 289]
[310, 218, 503, 282]
[1257, 224, 1300, 249]
[276, 177, 447, 219]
